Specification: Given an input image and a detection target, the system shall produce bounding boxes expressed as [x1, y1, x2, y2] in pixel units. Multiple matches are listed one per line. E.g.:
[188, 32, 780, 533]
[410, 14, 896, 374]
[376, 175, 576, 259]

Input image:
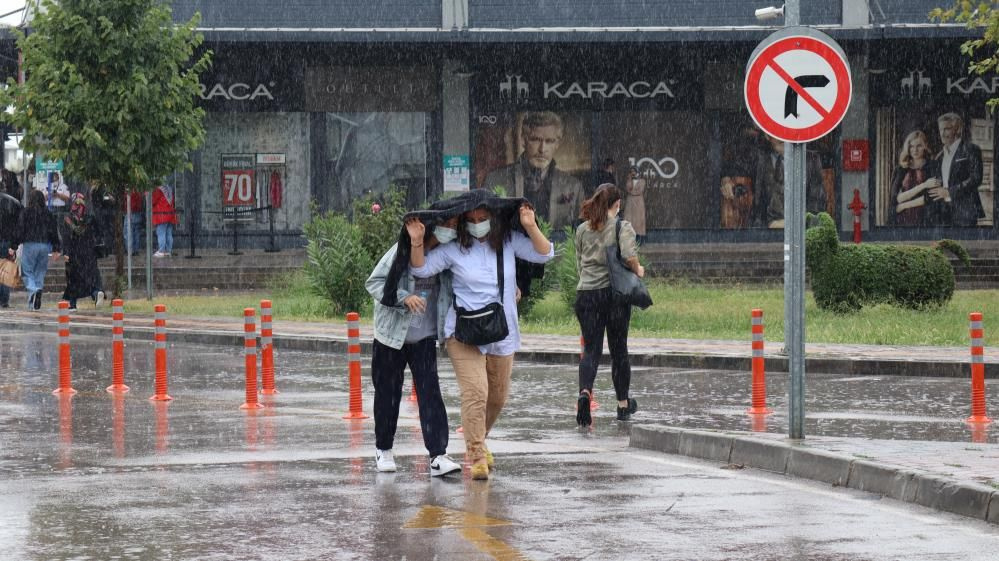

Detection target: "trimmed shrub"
[303, 212, 374, 315]
[554, 224, 579, 309]
[805, 212, 964, 312]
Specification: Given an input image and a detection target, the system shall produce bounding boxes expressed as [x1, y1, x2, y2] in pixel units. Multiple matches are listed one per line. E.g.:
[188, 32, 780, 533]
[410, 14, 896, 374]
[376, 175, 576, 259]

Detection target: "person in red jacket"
[152, 184, 178, 257]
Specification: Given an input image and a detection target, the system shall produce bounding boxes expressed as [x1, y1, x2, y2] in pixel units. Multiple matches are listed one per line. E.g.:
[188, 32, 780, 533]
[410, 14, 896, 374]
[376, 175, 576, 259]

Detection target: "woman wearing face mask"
[574, 184, 644, 427]
[407, 194, 554, 481]
[365, 216, 462, 477]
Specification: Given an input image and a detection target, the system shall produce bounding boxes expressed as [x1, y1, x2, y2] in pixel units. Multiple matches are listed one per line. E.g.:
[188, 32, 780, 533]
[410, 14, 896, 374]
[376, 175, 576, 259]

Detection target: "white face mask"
[433, 226, 457, 244]
[467, 220, 491, 239]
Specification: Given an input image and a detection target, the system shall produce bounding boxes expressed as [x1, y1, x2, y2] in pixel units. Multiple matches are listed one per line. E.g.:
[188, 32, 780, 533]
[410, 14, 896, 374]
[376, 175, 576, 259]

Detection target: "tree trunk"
[113, 198, 125, 298]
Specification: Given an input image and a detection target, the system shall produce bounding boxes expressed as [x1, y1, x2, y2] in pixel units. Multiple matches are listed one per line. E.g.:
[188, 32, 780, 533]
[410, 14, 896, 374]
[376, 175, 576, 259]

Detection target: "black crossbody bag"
[453, 244, 509, 346]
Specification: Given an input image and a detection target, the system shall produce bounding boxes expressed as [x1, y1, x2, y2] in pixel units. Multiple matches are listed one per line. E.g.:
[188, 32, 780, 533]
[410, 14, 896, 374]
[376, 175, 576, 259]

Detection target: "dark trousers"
[371, 337, 449, 457]
[0, 240, 9, 306]
[575, 287, 633, 401]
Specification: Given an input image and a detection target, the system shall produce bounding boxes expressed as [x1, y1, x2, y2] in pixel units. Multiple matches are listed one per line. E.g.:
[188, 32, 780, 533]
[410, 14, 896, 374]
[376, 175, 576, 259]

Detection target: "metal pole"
[784, 0, 806, 440]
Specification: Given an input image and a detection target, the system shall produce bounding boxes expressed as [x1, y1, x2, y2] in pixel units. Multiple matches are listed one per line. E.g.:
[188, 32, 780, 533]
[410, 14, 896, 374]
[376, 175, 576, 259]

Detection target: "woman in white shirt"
[407, 194, 553, 480]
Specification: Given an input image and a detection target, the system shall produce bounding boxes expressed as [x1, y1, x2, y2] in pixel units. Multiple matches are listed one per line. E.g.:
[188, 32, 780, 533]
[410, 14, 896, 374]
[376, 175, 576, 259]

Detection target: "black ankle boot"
[576, 391, 592, 427]
[617, 398, 638, 421]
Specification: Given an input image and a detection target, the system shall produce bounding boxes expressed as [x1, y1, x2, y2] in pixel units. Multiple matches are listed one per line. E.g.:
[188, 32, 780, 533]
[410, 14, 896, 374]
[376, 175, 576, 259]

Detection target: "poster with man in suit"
[478, 111, 585, 231]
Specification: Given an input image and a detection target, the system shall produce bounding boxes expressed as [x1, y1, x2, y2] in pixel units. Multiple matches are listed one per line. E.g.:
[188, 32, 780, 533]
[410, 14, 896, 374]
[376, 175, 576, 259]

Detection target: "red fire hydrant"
[848, 189, 865, 244]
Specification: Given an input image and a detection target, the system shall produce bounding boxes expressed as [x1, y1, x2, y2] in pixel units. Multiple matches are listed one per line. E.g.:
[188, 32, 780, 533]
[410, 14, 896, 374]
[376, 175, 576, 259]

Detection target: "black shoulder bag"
[605, 218, 653, 310]
[453, 244, 510, 346]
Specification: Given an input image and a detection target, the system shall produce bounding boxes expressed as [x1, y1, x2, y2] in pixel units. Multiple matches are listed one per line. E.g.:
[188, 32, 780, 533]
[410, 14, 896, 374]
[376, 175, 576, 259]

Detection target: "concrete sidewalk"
[1, 308, 996, 377]
[631, 425, 999, 525]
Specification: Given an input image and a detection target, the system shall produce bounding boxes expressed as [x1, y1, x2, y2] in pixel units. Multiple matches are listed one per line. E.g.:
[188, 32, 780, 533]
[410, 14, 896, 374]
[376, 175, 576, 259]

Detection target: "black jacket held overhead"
[380, 189, 539, 308]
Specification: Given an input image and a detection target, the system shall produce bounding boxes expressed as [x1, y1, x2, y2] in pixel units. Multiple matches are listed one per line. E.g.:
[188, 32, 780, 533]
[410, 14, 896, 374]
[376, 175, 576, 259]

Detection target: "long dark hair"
[456, 205, 506, 253]
[27, 189, 46, 210]
[580, 183, 622, 231]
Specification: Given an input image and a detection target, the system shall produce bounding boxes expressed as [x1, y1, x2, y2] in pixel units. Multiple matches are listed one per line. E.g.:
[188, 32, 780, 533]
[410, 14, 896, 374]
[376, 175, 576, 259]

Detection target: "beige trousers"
[445, 338, 513, 464]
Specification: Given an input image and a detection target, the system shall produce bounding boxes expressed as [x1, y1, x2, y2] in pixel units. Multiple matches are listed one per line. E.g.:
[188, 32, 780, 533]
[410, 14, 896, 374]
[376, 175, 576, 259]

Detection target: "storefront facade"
[7, 1, 995, 247]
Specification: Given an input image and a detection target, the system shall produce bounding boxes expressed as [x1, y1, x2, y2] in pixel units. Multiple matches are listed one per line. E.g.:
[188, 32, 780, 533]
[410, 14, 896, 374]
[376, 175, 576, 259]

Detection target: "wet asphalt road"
[1, 330, 998, 560]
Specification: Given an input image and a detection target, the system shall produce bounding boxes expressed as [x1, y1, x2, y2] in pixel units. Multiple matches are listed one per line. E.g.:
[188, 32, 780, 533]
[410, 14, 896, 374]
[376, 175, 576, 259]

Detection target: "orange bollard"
[149, 304, 173, 401]
[241, 308, 263, 410]
[53, 301, 77, 395]
[409, 382, 418, 402]
[107, 299, 130, 393]
[343, 312, 369, 419]
[747, 309, 772, 415]
[259, 300, 278, 395]
[966, 312, 991, 424]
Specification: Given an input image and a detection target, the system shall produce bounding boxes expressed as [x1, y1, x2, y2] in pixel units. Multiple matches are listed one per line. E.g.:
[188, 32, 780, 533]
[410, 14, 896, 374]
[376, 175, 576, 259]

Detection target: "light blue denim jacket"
[365, 243, 452, 350]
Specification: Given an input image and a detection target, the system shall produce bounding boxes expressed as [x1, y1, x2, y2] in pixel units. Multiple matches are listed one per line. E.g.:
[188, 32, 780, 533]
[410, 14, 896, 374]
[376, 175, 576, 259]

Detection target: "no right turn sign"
[744, 27, 852, 143]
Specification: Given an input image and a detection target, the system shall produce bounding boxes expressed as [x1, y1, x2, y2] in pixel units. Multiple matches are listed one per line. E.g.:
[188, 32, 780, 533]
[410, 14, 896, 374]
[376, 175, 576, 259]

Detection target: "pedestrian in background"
[573, 184, 643, 426]
[365, 215, 462, 477]
[0, 188, 22, 308]
[1, 168, 23, 203]
[152, 183, 177, 257]
[12, 190, 61, 310]
[37, 170, 70, 210]
[122, 189, 144, 255]
[87, 181, 114, 260]
[408, 192, 554, 480]
[59, 193, 105, 311]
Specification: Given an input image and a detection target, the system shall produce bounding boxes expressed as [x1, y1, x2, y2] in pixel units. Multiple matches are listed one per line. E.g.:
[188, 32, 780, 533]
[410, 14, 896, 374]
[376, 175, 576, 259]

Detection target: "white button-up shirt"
[411, 231, 554, 356]
[941, 139, 961, 189]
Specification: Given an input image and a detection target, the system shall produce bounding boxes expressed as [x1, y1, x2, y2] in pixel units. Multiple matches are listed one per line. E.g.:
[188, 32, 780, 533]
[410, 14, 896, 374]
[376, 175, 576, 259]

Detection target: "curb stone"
[630, 425, 998, 525]
[786, 447, 851, 486]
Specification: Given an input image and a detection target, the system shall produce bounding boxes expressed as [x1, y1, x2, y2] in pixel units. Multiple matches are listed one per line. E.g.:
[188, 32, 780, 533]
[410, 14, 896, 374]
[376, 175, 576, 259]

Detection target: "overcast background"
[0, 1, 25, 27]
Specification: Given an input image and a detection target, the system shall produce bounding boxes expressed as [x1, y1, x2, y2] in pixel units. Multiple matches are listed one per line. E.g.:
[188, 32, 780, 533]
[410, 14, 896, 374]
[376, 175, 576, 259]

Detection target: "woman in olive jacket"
[574, 184, 644, 426]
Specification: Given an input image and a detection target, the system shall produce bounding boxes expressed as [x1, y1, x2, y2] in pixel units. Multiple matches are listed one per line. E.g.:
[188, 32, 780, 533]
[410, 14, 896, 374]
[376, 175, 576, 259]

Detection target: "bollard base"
[260, 389, 279, 395]
[747, 407, 773, 415]
[106, 384, 131, 393]
[342, 412, 369, 419]
[149, 394, 174, 401]
[966, 416, 992, 424]
[52, 387, 78, 395]
[240, 402, 265, 410]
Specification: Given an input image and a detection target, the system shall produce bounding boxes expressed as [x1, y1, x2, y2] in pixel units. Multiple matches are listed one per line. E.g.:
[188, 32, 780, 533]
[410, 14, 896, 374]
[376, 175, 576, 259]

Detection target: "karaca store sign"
[498, 74, 677, 102]
[199, 82, 276, 101]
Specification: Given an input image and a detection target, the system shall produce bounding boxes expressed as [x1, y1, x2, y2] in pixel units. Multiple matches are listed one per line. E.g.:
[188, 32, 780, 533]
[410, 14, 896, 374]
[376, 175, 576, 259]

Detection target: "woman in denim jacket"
[365, 216, 461, 477]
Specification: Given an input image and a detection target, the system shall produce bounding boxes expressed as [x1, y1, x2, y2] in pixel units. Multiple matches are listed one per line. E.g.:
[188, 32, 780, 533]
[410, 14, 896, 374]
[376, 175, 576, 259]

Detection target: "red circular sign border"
[744, 35, 852, 143]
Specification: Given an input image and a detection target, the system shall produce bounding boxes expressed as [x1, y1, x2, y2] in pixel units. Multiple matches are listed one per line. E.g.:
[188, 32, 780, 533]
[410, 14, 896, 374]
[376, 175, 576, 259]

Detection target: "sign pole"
[784, 0, 806, 440]
[785, 142, 806, 440]
[744, 4, 850, 441]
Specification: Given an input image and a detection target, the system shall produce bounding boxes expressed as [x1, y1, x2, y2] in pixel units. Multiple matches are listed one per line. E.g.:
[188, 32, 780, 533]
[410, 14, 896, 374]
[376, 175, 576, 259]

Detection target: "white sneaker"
[375, 449, 396, 472]
[429, 454, 461, 477]
[153, 251, 166, 258]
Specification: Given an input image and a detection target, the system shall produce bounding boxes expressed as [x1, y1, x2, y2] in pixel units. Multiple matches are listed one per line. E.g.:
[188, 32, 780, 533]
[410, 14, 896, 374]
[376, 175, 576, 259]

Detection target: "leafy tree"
[0, 0, 211, 295]
[931, 2, 999, 110]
